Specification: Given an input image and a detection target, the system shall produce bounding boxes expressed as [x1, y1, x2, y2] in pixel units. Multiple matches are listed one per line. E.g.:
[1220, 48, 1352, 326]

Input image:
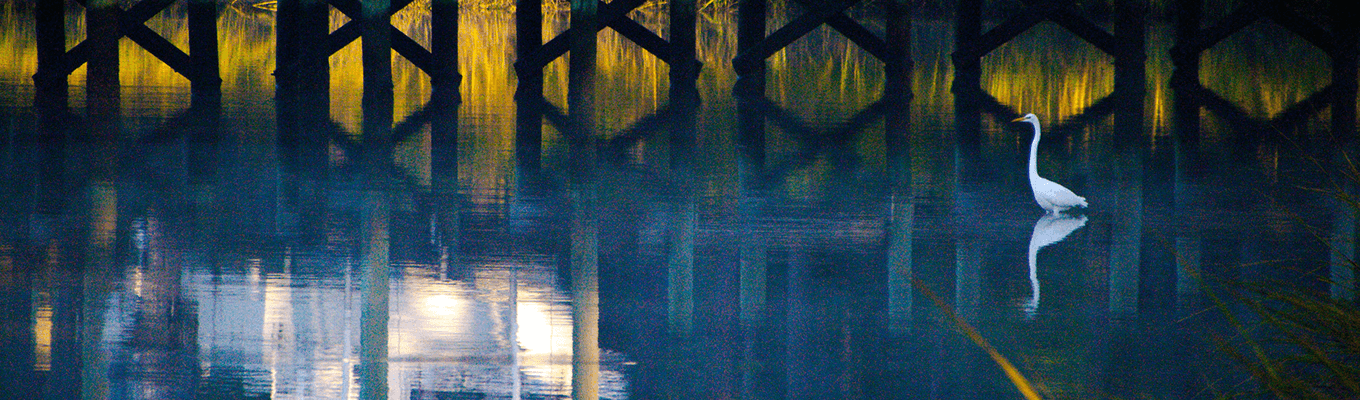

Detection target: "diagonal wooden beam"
[513, 0, 651, 74]
[327, 0, 415, 20]
[64, 0, 181, 74]
[122, 20, 193, 77]
[604, 104, 677, 151]
[605, 14, 673, 62]
[328, 21, 364, 55]
[1045, 92, 1123, 134]
[390, 27, 437, 73]
[952, 7, 1042, 64]
[1191, 84, 1266, 135]
[1270, 83, 1337, 132]
[324, 0, 435, 72]
[1265, 2, 1337, 56]
[520, 96, 573, 135]
[966, 87, 1020, 121]
[732, 0, 861, 74]
[789, 0, 892, 63]
[824, 14, 893, 63]
[1172, 4, 1261, 55]
[1042, 6, 1122, 56]
[752, 97, 893, 184]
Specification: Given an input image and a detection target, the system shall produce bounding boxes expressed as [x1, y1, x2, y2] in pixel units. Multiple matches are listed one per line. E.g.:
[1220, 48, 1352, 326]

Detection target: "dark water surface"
[1, 4, 1355, 399]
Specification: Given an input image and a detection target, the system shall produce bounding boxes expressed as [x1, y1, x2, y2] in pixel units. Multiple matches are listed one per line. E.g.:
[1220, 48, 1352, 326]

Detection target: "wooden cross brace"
[732, 0, 899, 75]
[1171, 0, 1341, 65]
[953, 0, 1136, 64]
[323, 0, 452, 79]
[512, 0, 702, 76]
[1179, 82, 1343, 138]
[738, 96, 892, 183]
[52, 0, 218, 85]
[955, 85, 1132, 140]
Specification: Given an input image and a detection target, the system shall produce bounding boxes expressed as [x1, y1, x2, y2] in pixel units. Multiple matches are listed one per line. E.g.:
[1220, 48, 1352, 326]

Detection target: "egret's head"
[1011, 113, 1039, 124]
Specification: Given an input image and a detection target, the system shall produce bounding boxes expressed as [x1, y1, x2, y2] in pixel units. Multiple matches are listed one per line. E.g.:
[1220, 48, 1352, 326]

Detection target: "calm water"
[0, 3, 1355, 399]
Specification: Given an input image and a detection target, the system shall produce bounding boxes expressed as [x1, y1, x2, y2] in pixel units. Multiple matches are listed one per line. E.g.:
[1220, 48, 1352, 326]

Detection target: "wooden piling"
[953, 88, 981, 156]
[362, 0, 395, 174]
[1170, 0, 1201, 87]
[34, 0, 66, 111]
[1115, 88, 1145, 150]
[302, 0, 330, 96]
[87, 0, 121, 116]
[432, 0, 462, 103]
[362, 99, 395, 182]
[669, 0, 698, 100]
[516, 0, 544, 98]
[362, 0, 394, 109]
[276, 0, 299, 88]
[432, 102, 460, 194]
[1332, 1, 1358, 139]
[734, 0, 766, 97]
[1113, 0, 1146, 95]
[277, 0, 331, 121]
[1173, 87, 1200, 144]
[568, 0, 598, 137]
[188, 0, 221, 108]
[883, 96, 911, 336]
[951, 0, 981, 92]
[515, 99, 544, 195]
[737, 98, 766, 190]
[430, 102, 461, 273]
[358, 190, 391, 400]
[883, 0, 912, 100]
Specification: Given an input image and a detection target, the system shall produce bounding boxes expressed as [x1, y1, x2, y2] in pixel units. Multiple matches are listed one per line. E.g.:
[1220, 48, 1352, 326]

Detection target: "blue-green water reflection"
[0, 4, 1354, 400]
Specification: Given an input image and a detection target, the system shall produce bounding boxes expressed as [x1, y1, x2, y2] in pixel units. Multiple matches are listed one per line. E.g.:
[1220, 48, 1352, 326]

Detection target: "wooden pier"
[25, 0, 1360, 142]
[1170, 0, 1359, 140]
[34, 0, 221, 112]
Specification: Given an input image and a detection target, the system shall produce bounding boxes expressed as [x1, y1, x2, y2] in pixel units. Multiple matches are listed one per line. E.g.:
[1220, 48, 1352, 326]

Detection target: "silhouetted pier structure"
[1170, 0, 1359, 140]
[952, 0, 1146, 94]
[29, 0, 1360, 141]
[34, 0, 220, 112]
[732, 0, 914, 98]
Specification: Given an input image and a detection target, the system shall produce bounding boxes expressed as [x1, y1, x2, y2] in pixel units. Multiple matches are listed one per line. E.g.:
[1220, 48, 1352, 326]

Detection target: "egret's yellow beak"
[1011, 116, 1025, 122]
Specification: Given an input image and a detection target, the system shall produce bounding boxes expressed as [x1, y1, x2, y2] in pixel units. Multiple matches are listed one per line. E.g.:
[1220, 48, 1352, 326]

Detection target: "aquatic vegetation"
[1204, 278, 1360, 399]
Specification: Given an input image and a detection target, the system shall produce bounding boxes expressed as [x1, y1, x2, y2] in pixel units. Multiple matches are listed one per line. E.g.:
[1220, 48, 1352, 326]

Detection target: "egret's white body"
[1015, 114, 1087, 213]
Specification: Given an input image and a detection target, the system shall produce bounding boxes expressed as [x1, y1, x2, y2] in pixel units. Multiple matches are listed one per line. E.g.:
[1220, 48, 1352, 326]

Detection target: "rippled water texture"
[0, 1, 1355, 399]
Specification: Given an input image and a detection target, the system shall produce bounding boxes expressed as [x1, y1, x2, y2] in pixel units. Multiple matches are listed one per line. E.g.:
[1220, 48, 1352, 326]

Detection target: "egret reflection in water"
[1025, 214, 1088, 318]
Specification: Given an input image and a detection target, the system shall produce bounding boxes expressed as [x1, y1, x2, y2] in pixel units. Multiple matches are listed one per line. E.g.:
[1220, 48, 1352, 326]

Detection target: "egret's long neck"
[1028, 121, 1041, 181]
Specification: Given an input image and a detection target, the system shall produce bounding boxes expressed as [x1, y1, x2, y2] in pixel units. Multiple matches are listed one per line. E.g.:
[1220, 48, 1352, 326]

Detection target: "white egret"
[1025, 213, 1087, 318]
[1013, 114, 1088, 213]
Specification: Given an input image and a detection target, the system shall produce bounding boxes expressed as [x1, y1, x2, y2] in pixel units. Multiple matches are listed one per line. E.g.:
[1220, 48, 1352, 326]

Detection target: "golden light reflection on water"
[31, 290, 52, 372]
[0, 4, 1340, 197]
[982, 22, 1114, 123]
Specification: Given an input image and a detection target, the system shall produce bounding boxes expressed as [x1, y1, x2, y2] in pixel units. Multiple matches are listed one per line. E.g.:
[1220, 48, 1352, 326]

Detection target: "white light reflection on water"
[187, 258, 625, 399]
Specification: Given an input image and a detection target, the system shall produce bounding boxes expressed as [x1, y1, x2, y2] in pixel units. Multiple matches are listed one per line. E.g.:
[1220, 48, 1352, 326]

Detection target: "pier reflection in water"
[1, 3, 1357, 400]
